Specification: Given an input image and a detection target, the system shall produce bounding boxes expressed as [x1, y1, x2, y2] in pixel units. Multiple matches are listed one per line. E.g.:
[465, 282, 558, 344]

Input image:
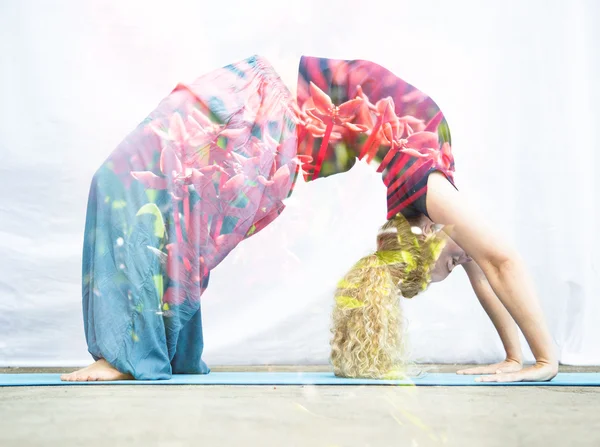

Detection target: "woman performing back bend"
[61, 55, 557, 382]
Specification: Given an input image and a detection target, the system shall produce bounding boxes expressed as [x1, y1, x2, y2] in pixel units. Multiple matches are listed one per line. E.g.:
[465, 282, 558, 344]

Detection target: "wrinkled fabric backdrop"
[1, 0, 598, 366]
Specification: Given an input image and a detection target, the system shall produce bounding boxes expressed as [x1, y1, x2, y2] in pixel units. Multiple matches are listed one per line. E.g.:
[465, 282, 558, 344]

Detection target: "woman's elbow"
[479, 247, 521, 276]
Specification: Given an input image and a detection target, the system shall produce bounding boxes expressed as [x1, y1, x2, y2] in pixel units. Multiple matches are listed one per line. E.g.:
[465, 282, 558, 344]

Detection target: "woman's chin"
[430, 271, 449, 283]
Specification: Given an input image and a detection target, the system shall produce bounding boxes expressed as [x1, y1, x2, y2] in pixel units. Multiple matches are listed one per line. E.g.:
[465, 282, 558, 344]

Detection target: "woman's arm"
[457, 260, 523, 374]
[426, 172, 558, 382]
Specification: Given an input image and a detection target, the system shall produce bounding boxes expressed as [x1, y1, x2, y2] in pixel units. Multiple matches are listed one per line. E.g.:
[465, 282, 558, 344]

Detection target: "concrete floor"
[1, 365, 599, 447]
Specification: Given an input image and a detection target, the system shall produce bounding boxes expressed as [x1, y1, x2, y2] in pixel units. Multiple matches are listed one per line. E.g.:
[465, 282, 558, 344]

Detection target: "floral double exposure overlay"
[133, 59, 301, 307]
[81, 55, 457, 377]
[295, 56, 456, 220]
[83, 54, 300, 342]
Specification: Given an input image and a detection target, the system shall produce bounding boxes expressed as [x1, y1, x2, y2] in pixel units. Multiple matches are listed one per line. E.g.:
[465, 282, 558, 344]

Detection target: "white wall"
[1, 0, 598, 366]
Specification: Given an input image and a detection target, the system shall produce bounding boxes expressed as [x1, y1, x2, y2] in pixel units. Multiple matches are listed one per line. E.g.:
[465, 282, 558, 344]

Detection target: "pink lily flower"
[398, 115, 426, 135]
[303, 82, 364, 179]
[162, 194, 247, 306]
[358, 96, 399, 163]
[354, 85, 378, 112]
[399, 141, 453, 172]
[131, 146, 225, 199]
[296, 97, 344, 140]
[307, 82, 364, 128]
[257, 163, 293, 203]
[150, 109, 225, 148]
[376, 124, 409, 174]
[150, 109, 248, 168]
[383, 131, 449, 193]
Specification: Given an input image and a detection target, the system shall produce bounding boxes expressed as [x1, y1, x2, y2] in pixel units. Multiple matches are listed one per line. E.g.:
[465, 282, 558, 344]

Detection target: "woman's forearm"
[478, 255, 557, 367]
[425, 172, 558, 374]
[464, 262, 523, 361]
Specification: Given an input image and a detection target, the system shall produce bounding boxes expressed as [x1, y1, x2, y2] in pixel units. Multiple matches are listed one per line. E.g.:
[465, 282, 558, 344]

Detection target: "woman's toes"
[60, 373, 74, 381]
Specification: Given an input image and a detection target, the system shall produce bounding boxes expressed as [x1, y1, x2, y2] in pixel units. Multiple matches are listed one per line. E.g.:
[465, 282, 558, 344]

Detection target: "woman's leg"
[64, 167, 173, 381]
[171, 305, 210, 374]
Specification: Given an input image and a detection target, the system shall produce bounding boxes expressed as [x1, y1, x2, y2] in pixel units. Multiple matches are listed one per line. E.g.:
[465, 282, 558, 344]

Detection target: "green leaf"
[136, 203, 166, 238]
[321, 160, 334, 176]
[145, 189, 158, 203]
[438, 119, 452, 144]
[112, 200, 127, 209]
[334, 143, 349, 169]
[153, 274, 164, 303]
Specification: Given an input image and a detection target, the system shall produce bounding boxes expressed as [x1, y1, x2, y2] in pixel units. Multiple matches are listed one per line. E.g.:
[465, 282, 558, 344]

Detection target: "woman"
[61, 55, 557, 382]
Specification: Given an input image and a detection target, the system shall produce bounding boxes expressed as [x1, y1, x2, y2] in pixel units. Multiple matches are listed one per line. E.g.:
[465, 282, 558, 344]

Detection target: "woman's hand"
[474, 361, 558, 383]
[457, 358, 522, 375]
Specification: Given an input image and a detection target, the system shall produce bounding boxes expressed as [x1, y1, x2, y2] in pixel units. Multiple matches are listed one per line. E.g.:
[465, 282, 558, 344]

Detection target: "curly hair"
[330, 214, 448, 378]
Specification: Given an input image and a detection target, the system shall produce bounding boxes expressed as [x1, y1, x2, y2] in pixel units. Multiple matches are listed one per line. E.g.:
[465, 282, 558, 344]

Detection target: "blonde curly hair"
[330, 214, 448, 378]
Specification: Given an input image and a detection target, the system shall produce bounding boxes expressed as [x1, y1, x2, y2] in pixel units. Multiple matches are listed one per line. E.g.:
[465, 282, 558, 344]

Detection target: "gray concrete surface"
[1, 365, 599, 447]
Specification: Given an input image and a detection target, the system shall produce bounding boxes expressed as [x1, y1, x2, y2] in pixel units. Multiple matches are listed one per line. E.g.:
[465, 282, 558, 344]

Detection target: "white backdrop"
[1, 0, 598, 366]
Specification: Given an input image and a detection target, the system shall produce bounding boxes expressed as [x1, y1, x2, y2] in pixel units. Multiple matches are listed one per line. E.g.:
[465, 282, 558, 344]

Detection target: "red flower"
[357, 96, 400, 163]
[260, 163, 293, 201]
[398, 115, 426, 135]
[131, 145, 226, 200]
[150, 109, 227, 152]
[400, 141, 454, 172]
[307, 82, 364, 129]
[301, 82, 365, 179]
[376, 111, 448, 174]
[380, 129, 454, 195]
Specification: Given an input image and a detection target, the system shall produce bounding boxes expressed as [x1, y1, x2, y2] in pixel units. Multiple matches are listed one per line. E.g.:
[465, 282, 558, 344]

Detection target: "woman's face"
[429, 236, 472, 283]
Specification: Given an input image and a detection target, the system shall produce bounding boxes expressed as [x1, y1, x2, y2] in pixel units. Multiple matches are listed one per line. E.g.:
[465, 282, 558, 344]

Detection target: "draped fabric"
[82, 55, 298, 378]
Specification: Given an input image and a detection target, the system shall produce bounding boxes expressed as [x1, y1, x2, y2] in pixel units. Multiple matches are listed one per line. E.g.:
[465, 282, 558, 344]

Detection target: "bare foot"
[60, 359, 134, 382]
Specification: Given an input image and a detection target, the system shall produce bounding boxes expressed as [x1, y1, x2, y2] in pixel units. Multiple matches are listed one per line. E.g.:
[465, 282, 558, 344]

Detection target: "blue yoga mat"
[1, 372, 599, 387]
